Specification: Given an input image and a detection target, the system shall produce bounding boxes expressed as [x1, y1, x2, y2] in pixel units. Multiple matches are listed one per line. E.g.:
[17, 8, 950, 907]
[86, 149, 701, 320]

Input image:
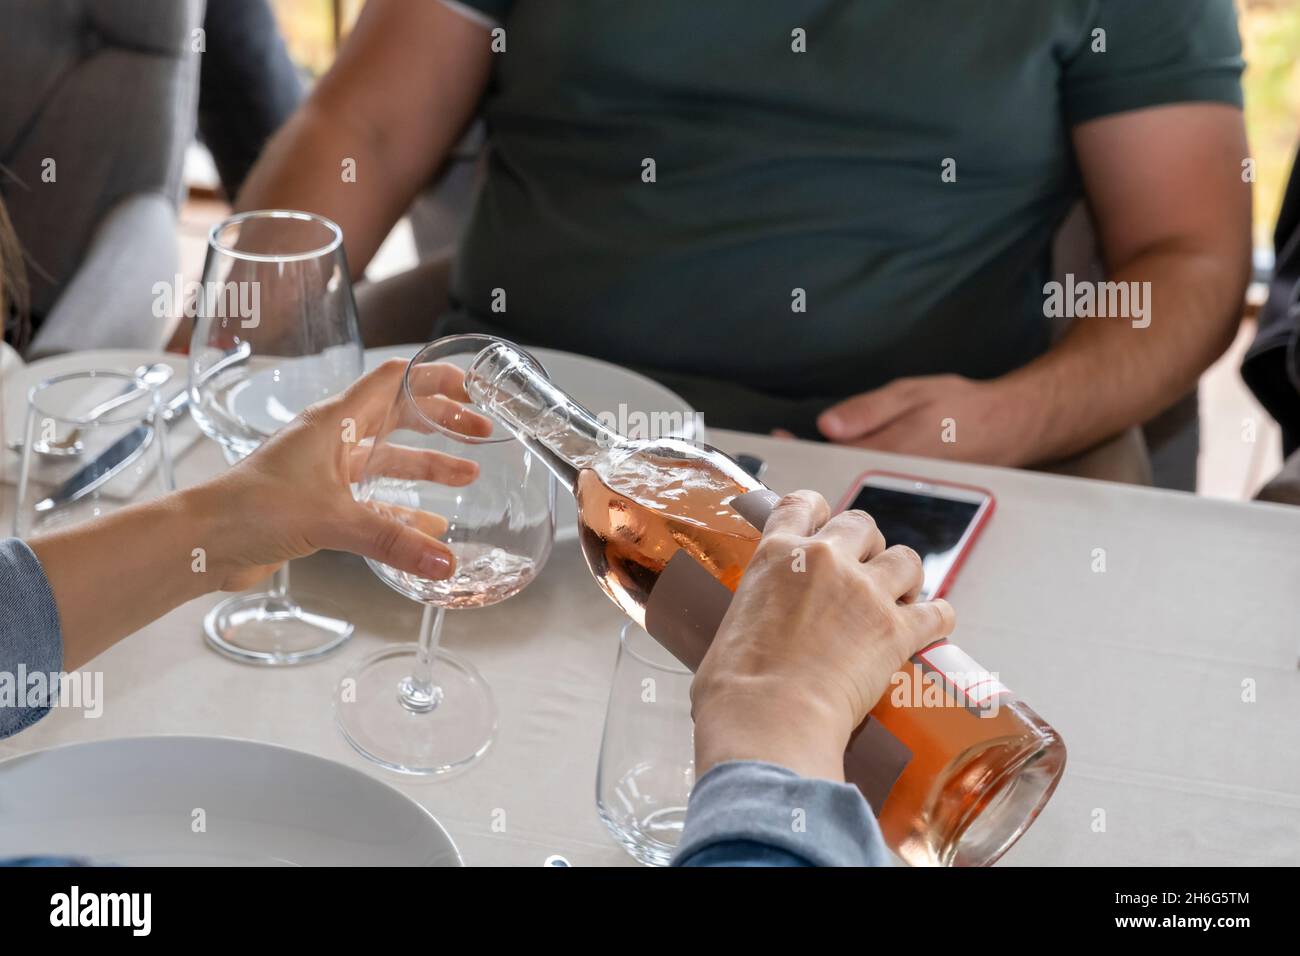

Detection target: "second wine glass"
[336, 335, 556, 776]
[189, 209, 364, 665]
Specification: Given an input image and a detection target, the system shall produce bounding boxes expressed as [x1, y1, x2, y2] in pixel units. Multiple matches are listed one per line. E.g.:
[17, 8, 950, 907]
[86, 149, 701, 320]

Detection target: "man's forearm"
[235, 102, 405, 279]
[233, 0, 493, 281]
[1001, 243, 1249, 465]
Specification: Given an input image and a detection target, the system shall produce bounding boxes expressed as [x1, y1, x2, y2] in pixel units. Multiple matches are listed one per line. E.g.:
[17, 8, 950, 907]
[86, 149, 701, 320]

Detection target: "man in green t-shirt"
[237, 0, 1250, 477]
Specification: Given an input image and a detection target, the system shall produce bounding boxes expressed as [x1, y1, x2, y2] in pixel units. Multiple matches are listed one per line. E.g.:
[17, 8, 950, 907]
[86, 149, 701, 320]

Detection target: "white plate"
[0, 736, 463, 866]
[365, 345, 704, 542]
[1, 348, 189, 432]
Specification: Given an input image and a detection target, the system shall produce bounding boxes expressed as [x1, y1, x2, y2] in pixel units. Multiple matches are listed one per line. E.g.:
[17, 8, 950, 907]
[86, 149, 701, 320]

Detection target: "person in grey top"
[1, 362, 953, 866]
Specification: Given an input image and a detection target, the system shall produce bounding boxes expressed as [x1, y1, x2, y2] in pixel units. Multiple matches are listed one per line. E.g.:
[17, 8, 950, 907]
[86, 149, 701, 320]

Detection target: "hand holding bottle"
[468, 338, 1067, 865]
[690, 490, 956, 783]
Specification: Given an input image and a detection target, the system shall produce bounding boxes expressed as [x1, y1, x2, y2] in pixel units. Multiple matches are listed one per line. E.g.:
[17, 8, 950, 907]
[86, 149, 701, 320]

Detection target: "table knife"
[34, 390, 190, 514]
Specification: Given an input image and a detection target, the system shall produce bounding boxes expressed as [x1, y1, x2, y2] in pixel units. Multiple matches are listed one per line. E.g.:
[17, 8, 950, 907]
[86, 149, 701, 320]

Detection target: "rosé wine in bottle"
[466, 341, 1066, 866]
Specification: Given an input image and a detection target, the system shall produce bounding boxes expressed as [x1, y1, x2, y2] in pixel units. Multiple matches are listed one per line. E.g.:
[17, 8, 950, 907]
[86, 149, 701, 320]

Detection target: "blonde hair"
[0, 196, 28, 347]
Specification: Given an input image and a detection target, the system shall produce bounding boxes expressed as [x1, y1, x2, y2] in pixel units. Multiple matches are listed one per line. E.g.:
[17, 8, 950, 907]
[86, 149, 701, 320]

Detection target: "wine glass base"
[335, 644, 497, 777]
[204, 592, 354, 666]
[598, 805, 687, 867]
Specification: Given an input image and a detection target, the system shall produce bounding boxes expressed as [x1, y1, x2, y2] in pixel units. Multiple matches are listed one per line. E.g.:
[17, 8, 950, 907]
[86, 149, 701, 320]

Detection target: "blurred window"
[1241, 0, 1300, 251]
[268, 0, 365, 79]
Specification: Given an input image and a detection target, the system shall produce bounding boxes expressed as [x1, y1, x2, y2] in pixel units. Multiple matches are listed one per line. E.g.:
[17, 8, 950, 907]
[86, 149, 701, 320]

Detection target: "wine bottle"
[466, 341, 1066, 866]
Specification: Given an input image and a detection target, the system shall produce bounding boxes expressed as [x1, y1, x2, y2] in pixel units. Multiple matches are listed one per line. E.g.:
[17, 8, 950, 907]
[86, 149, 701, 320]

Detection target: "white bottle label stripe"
[914, 642, 1010, 713]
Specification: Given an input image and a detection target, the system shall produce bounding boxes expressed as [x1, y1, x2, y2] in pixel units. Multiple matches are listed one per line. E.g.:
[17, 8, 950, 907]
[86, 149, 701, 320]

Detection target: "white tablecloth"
[3, 424, 1299, 866]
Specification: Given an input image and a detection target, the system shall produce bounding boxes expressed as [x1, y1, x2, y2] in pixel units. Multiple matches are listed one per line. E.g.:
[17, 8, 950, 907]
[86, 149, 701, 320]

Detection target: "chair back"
[0, 0, 205, 315]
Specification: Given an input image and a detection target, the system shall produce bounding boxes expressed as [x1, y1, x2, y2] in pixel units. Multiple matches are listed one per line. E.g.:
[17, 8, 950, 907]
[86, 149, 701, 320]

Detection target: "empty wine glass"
[189, 209, 364, 665]
[336, 334, 555, 776]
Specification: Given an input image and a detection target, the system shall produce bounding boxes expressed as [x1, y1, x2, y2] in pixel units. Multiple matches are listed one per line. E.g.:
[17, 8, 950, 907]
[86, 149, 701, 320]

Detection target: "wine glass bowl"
[356, 355, 553, 607]
[190, 340, 361, 465]
[596, 623, 695, 866]
[190, 211, 361, 463]
[336, 335, 556, 776]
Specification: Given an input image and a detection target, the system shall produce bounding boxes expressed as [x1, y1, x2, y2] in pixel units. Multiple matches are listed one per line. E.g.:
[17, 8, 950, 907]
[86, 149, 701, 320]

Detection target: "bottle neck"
[465, 341, 621, 494]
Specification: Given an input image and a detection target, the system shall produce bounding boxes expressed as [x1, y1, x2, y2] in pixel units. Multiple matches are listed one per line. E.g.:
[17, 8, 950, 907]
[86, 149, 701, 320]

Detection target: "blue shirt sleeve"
[676, 839, 814, 867]
[672, 761, 893, 868]
[0, 538, 63, 739]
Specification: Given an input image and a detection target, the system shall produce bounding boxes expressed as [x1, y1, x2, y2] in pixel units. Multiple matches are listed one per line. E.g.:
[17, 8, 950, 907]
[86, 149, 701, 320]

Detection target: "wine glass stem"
[399, 605, 446, 713]
[13, 409, 37, 536]
[269, 564, 290, 602]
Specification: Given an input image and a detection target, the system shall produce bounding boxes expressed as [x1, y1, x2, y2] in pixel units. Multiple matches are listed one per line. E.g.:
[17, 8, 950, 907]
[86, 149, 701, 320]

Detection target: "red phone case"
[833, 469, 997, 600]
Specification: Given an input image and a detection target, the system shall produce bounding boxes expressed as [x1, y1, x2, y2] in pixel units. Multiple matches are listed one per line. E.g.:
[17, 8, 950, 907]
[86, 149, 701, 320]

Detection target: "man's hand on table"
[813, 374, 1043, 467]
[808, 106, 1251, 471]
[690, 490, 956, 783]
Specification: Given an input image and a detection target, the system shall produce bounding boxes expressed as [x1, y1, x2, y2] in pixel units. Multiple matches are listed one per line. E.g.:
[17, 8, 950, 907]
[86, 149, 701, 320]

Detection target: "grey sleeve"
[0, 538, 64, 738]
[672, 760, 894, 867]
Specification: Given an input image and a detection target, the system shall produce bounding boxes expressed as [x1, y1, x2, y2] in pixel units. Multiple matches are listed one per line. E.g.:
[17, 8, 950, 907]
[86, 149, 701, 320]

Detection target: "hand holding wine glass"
[336, 335, 556, 776]
[200, 359, 463, 591]
[23, 361, 461, 672]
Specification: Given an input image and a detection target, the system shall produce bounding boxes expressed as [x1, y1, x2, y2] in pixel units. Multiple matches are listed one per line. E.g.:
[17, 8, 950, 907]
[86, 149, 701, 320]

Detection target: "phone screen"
[847, 484, 984, 599]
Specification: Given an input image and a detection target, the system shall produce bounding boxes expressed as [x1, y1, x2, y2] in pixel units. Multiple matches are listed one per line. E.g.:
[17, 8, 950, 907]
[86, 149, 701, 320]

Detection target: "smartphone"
[835, 470, 995, 600]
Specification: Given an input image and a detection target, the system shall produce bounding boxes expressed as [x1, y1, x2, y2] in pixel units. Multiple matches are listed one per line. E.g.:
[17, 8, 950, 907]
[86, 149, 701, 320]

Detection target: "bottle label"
[844, 718, 913, 815]
[643, 550, 732, 672]
[728, 488, 783, 529]
[911, 642, 1011, 717]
